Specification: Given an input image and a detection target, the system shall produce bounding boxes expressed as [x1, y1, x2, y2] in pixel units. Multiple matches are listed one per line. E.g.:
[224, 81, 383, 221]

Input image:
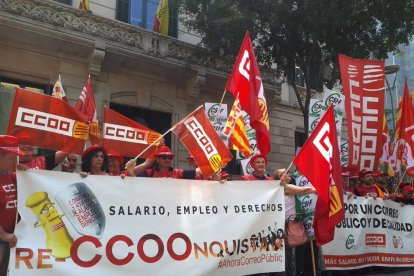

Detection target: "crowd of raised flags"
[3, 27, 414, 276]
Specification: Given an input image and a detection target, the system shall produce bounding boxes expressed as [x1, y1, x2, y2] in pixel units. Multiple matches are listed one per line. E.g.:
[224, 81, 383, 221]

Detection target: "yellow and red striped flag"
[153, 0, 169, 35]
[223, 98, 252, 158]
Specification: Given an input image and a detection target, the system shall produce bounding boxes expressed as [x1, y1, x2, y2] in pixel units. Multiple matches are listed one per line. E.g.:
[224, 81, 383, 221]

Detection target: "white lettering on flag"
[184, 116, 219, 160]
[15, 107, 75, 137]
[103, 123, 150, 144]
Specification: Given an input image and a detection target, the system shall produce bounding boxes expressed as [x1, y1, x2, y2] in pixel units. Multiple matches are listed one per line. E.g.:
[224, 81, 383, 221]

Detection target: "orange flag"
[223, 98, 252, 158]
[75, 76, 101, 145]
[7, 88, 89, 154]
[172, 106, 233, 179]
[225, 32, 271, 156]
[102, 107, 161, 158]
[293, 105, 344, 246]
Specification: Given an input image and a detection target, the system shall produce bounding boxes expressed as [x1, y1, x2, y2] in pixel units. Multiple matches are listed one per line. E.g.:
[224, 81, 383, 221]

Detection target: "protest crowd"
[1, 30, 414, 276]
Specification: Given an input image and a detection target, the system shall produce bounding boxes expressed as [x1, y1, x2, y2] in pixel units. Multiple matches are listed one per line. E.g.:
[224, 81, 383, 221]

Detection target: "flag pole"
[310, 241, 317, 276]
[211, 90, 227, 127]
[125, 127, 173, 168]
[394, 169, 407, 194]
[279, 161, 294, 184]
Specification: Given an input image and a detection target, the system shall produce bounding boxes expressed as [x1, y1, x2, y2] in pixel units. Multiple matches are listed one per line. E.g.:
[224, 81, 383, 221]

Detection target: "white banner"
[204, 103, 228, 141]
[11, 170, 286, 275]
[340, 139, 349, 168]
[308, 99, 323, 136]
[322, 197, 414, 269]
[322, 88, 345, 143]
[294, 176, 316, 238]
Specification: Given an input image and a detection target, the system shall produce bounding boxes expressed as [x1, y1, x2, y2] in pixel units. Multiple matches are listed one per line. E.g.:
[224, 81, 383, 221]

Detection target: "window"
[53, 0, 73, 5]
[295, 131, 306, 154]
[116, 0, 178, 38]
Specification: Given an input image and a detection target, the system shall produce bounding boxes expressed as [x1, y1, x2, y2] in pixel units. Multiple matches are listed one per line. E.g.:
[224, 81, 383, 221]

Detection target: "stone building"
[0, 0, 308, 173]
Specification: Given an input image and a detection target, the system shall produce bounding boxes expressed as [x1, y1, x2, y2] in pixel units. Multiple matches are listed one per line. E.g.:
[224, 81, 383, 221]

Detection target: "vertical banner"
[322, 88, 345, 144]
[204, 103, 228, 141]
[294, 176, 316, 238]
[308, 99, 323, 136]
[340, 139, 349, 167]
[339, 54, 385, 174]
[11, 170, 286, 275]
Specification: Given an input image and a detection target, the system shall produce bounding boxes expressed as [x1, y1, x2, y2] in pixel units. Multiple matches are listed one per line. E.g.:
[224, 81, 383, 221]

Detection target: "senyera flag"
[7, 88, 89, 154]
[223, 97, 252, 158]
[398, 78, 414, 177]
[75, 76, 101, 145]
[293, 105, 344, 246]
[172, 106, 233, 179]
[225, 31, 271, 156]
[338, 54, 385, 175]
[102, 107, 162, 158]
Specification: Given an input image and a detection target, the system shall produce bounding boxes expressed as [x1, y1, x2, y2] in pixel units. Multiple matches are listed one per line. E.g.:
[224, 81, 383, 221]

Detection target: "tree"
[179, 0, 414, 134]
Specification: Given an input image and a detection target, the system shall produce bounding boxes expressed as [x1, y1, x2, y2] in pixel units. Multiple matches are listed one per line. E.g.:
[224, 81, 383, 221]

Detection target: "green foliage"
[179, 0, 414, 133]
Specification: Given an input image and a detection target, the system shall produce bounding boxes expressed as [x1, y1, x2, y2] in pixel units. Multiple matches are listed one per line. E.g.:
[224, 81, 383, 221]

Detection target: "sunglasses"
[159, 156, 173, 160]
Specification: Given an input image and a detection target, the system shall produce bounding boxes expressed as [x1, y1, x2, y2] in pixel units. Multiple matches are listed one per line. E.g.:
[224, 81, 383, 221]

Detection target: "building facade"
[0, 0, 307, 173]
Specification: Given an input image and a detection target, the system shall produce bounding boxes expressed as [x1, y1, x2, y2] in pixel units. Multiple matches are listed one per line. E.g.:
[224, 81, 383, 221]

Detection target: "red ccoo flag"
[225, 31, 271, 156]
[293, 105, 344, 246]
[75, 76, 101, 145]
[102, 107, 161, 158]
[7, 88, 89, 154]
[172, 106, 233, 179]
[398, 78, 414, 176]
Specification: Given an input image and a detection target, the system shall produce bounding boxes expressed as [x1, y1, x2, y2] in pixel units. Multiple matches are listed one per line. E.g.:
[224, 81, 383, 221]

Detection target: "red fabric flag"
[172, 106, 233, 179]
[75, 76, 101, 145]
[225, 32, 271, 156]
[223, 98, 252, 158]
[339, 54, 385, 175]
[7, 88, 89, 154]
[394, 96, 403, 139]
[293, 105, 344, 246]
[398, 79, 414, 176]
[102, 107, 161, 158]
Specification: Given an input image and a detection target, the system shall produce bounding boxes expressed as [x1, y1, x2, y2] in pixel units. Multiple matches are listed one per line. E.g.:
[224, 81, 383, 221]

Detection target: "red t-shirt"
[240, 174, 274, 181]
[0, 173, 17, 233]
[142, 168, 196, 179]
[19, 155, 56, 170]
[354, 185, 378, 197]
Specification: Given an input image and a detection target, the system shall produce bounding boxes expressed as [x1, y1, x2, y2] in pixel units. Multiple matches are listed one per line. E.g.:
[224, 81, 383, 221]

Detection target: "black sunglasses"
[159, 156, 173, 160]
